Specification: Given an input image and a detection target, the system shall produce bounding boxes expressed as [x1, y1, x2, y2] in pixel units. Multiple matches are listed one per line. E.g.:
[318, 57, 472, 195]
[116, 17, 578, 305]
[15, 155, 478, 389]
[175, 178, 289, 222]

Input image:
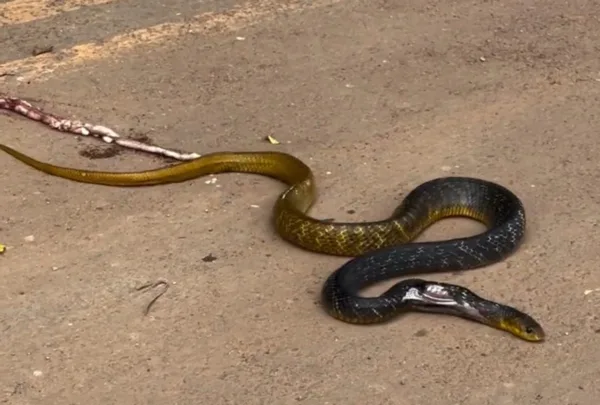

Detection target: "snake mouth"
[401, 282, 545, 341]
[403, 283, 464, 306]
[401, 283, 490, 324]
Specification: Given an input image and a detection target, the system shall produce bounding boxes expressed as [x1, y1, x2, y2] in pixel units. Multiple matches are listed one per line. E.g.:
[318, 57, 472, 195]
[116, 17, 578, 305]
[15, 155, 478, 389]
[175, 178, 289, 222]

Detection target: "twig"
[0, 96, 201, 161]
[135, 279, 170, 316]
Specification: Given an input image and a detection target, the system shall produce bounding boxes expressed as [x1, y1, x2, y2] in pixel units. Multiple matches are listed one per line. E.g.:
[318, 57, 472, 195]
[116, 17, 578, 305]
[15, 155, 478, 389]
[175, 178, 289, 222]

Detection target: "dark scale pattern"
[320, 177, 529, 327]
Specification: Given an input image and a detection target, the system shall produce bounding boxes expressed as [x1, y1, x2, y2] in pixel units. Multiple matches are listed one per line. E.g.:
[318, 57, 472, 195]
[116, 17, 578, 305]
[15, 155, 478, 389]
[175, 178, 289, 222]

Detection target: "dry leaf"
[266, 135, 280, 145]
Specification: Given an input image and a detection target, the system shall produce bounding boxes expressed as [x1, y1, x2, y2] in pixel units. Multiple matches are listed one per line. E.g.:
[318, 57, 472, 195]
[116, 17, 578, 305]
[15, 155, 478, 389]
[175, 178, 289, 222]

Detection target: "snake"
[0, 143, 545, 342]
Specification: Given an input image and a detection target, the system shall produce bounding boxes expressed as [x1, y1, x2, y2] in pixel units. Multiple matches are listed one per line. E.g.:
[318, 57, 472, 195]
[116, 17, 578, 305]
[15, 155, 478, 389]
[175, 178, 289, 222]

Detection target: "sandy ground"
[1, 0, 600, 404]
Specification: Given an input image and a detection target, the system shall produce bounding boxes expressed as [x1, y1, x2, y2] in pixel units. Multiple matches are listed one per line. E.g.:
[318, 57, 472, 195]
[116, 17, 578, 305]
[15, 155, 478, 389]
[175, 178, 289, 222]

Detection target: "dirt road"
[1, 0, 599, 404]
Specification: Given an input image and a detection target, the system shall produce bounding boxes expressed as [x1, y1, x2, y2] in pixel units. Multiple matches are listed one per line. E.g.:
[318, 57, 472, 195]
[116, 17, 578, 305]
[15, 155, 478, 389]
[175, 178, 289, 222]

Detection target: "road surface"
[1, 0, 599, 404]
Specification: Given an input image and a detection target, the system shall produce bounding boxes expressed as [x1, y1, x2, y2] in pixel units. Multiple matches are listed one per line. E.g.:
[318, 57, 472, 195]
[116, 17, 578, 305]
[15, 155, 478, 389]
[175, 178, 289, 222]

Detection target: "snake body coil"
[321, 177, 543, 341]
[0, 143, 544, 341]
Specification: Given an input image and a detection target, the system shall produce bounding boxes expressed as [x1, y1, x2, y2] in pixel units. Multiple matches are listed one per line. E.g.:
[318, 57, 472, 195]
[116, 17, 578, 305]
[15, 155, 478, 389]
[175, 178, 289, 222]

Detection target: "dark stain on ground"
[414, 329, 428, 337]
[78, 145, 123, 159]
[77, 129, 194, 163]
[78, 131, 159, 160]
[31, 45, 54, 56]
[202, 253, 217, 262]
[129, 130, 153, 145]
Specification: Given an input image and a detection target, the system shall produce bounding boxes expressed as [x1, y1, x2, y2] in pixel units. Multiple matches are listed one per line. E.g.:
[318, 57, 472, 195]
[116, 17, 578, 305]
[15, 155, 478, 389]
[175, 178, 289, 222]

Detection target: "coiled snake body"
[0, 143, 544, 341]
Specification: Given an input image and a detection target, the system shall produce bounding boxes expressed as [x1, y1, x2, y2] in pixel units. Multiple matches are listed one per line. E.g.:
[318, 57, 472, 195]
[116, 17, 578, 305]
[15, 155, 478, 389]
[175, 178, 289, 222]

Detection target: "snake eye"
[525, 326, 534, 334]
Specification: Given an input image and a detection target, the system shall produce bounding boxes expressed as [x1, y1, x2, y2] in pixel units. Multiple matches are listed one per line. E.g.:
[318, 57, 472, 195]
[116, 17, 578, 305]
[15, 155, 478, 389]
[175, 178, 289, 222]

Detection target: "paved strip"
[0, 0, 114, 24]
[0, 0, 341, 83]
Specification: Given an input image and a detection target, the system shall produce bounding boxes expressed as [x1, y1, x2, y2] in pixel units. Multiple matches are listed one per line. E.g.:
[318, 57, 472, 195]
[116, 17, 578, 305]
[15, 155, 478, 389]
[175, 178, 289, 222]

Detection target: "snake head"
[484, 305, 545, 342]
[446, 284, 545, 342]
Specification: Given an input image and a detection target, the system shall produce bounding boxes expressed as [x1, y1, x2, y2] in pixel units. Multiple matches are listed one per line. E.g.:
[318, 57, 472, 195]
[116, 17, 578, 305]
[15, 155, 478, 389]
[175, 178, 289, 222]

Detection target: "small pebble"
[33, 370, 43, 377]
[24, 235, 35, 242]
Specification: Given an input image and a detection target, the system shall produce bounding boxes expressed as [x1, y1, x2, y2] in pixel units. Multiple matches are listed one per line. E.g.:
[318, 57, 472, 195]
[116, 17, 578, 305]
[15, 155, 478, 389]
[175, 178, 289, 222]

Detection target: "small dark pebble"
[346, 209, 356, 214]
[202, 254, 217, 262]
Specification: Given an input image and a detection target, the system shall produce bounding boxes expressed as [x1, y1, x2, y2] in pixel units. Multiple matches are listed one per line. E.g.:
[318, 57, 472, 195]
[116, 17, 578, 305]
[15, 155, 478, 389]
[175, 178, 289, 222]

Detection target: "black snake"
[0, 143, 544, 341]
